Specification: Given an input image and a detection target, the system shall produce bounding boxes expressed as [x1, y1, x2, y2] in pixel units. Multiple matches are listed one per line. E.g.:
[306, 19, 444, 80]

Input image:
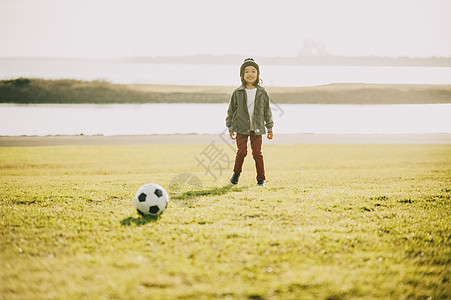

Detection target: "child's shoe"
[229, 173, 240, 185]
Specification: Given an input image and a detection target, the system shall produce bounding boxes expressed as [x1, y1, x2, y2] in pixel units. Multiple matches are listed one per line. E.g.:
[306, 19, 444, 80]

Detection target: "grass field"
[0, 144, 450, 299]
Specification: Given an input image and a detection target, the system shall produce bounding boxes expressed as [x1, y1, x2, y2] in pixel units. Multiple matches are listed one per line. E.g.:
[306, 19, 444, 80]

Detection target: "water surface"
[1, 61, 451, 86]
[1, 103, 450, 136]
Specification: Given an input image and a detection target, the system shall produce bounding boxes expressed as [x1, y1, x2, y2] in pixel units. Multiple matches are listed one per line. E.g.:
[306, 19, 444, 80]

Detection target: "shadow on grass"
[120, 214, 160, 226]
[171, 184, 246, 206]
[173, 184, 246, 200]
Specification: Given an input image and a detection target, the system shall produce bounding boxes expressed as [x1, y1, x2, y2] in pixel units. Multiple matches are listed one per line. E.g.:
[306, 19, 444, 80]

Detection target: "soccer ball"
[134, 183, 169, 216]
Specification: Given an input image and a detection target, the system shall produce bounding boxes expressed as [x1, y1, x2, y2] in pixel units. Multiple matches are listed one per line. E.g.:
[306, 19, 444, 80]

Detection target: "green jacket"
[226, 85, 274, 135]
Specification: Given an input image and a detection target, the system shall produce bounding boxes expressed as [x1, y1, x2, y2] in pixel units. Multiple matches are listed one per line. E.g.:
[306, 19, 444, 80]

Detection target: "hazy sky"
[0, 0, 450, 59]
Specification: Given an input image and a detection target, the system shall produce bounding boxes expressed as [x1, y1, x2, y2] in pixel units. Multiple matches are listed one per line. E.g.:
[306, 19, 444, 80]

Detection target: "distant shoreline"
[1, 78, 450, 104]
[1, 133, 450, 147]
[2, 55, 451, 67]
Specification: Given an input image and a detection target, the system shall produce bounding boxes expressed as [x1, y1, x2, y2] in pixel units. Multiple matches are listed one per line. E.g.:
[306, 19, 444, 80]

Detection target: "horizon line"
[1, 53, 451, 60]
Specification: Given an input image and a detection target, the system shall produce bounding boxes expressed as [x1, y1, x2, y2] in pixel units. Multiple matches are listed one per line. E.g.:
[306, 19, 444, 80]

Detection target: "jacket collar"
[237, 85, 263, 91]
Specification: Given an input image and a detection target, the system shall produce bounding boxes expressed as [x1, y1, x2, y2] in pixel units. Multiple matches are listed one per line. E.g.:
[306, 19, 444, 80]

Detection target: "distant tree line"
[270, 88, 451, 104]
[0, 78, 228, 104]
[1, 78, 450, 104]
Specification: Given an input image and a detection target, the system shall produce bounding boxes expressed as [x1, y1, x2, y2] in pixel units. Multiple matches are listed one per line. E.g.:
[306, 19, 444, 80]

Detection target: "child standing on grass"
[226, 58, 274, 186]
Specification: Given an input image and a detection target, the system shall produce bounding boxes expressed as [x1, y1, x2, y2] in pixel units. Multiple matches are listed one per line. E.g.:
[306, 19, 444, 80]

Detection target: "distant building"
[298, 39, 329, 57]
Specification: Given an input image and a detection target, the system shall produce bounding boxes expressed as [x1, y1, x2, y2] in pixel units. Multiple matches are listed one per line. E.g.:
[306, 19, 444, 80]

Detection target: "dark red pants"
[233, 133, 265, 181]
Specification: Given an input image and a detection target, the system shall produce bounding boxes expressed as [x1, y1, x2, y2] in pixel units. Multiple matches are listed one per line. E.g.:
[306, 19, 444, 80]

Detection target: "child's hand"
[229, 131, 237, 140]
[267, 131, 273, 140]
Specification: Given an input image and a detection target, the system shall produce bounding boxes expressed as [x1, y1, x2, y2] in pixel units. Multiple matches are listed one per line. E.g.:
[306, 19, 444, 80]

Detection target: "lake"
[1, 60, 451, 86]
[1, 103, 450, 136]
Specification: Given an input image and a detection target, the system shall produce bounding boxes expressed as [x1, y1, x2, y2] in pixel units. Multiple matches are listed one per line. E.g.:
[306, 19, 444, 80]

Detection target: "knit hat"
[240, 58, 260, 75]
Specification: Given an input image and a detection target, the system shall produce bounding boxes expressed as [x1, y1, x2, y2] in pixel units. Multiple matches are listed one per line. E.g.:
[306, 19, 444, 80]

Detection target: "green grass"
[0, 144, 450, 299]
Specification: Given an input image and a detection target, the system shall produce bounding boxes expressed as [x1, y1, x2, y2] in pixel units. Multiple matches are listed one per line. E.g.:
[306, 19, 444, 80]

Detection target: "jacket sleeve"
[225, 90, 236, 128]
[264, 92, 274, 129]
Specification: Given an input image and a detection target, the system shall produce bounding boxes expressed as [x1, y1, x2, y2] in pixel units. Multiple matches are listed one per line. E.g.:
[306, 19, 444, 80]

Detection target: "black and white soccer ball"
[134, 183, 169, 216]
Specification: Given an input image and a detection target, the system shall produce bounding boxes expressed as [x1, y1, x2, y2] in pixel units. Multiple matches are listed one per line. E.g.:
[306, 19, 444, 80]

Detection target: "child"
[226, 58, 274, 186]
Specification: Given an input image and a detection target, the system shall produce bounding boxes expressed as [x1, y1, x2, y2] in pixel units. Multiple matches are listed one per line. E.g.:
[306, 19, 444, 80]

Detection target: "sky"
[0, 0, 450, 59]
